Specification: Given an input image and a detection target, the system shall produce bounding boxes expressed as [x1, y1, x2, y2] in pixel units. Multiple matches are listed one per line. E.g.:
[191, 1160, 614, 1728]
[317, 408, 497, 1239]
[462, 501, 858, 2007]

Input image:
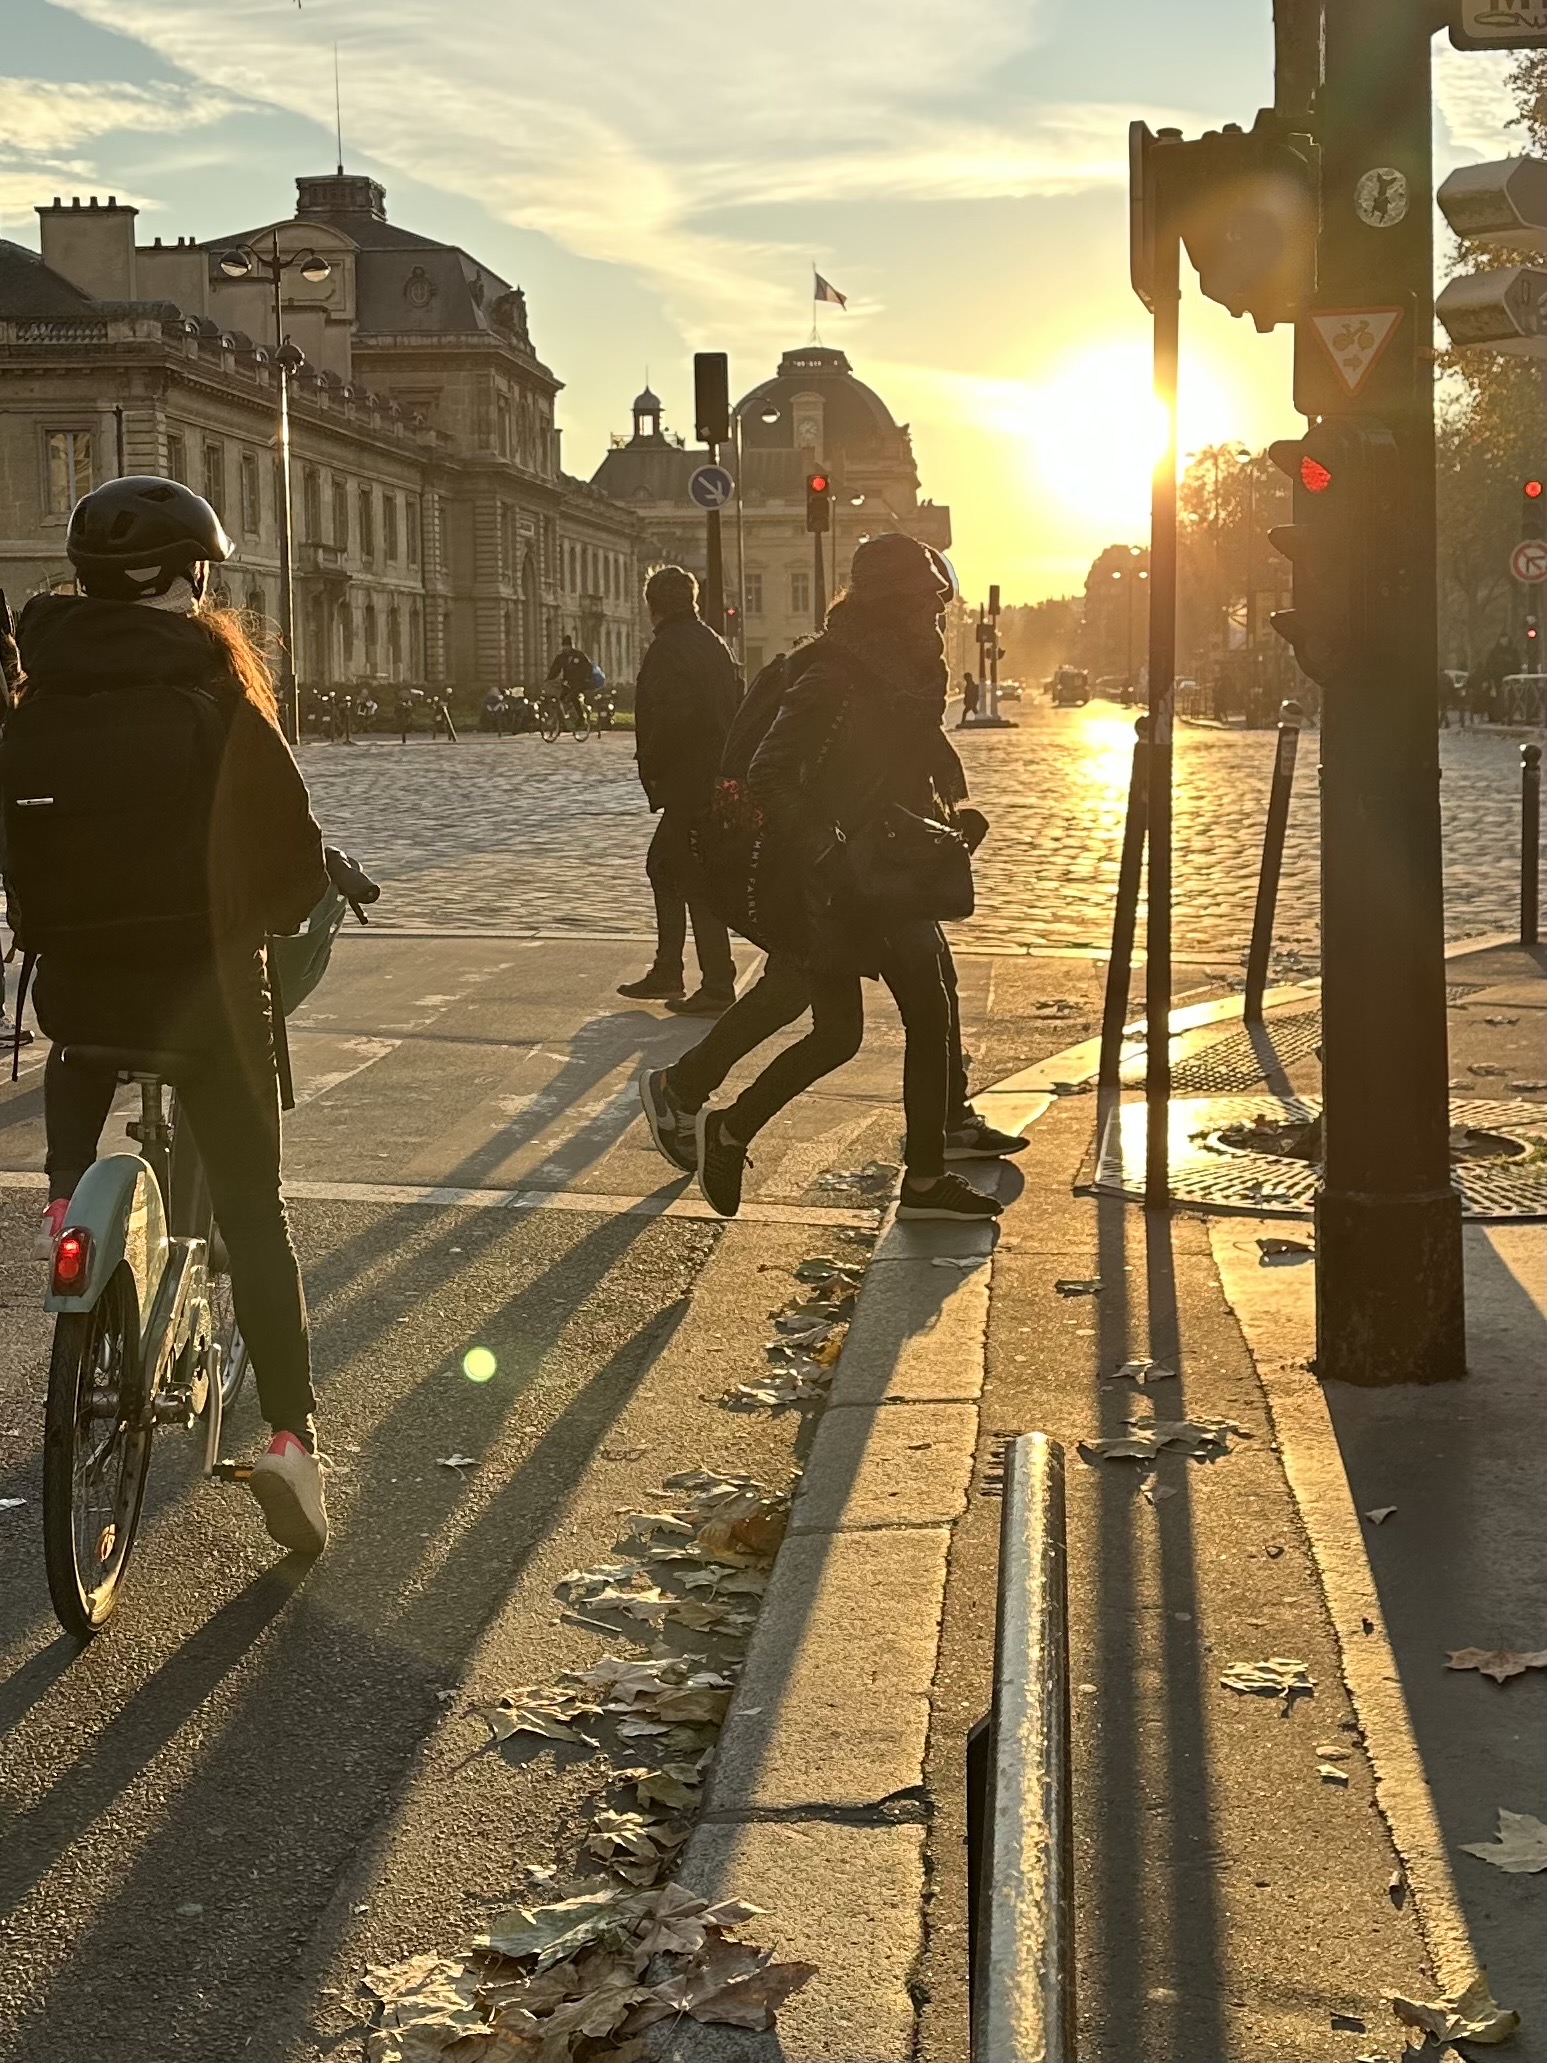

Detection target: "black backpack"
[0, 677, 230, 960]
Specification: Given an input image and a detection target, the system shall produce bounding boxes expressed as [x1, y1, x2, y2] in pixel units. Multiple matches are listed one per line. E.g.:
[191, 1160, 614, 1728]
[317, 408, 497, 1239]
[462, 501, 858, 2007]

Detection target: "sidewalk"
[653, 940, 1545, 2063]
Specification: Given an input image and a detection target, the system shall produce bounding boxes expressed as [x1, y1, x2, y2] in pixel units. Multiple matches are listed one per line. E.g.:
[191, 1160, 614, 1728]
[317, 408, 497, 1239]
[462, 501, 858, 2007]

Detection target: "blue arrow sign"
[689, 464, 735, 510]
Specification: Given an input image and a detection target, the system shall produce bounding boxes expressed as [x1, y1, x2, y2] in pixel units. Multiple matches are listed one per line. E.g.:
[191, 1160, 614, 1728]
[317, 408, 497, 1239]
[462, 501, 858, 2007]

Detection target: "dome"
[632, 385, 662, 415]
[735, 346, 900, 454]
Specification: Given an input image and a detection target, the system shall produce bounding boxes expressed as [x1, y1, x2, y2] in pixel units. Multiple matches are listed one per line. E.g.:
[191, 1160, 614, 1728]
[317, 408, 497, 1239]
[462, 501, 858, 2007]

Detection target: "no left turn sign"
[1511, 537, 1547, 583]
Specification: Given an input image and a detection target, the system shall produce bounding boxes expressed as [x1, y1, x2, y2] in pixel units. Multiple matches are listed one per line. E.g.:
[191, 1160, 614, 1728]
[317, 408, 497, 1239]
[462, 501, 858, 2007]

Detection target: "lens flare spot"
[462, 1345, 498, 1384]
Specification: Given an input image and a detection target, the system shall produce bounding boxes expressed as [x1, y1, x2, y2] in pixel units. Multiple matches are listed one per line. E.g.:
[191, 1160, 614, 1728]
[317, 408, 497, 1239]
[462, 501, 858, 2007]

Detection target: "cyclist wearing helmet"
[0, 476, 332, 1555]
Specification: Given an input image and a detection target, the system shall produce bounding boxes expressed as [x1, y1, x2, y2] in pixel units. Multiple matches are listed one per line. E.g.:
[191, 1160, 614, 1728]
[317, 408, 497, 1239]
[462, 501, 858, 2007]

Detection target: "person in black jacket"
[3, 477, 332, 1556]
[689, 533, 1005, 1223]
[617, 565, 740, 1015]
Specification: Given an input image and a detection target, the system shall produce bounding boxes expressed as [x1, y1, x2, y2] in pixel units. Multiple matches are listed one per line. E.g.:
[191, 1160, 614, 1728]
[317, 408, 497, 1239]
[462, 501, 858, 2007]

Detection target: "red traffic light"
[1300, 456, 1333, 493]
[807, 472, 829, 495]
[1526, 480, 1544, 500]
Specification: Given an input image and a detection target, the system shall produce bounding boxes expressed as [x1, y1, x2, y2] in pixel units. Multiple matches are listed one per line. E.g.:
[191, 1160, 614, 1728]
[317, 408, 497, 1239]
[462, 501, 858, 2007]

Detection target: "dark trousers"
[668, 938, 970, 1131]
[646, 812, 735, 994]
[719, 921, 959, 1179]
[36, 955, 316, 1438]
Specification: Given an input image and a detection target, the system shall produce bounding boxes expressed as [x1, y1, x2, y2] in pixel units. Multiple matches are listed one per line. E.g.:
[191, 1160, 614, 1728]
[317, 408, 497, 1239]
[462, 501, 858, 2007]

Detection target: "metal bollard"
[969, 1433, 1074, 2063]
[1098, 717, 1151, 1091]
[1523, 743, 1542, 949]
[1243, 699, 1304, 1023]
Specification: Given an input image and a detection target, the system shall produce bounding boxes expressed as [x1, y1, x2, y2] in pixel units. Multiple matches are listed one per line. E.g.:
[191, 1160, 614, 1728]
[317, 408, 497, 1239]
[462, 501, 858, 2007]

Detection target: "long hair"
[195, 601, 281, 726]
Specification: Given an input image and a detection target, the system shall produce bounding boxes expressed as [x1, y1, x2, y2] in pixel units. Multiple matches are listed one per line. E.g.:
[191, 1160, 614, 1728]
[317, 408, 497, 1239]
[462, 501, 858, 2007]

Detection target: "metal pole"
[970, 1433, 1073, 2063]
[1312, 0, 1463, 1385]
[732, 414, 747, 668]
[113, 405, 126, 477]
[813, 528, 826, 631]
[269, 243, 300, 749]
[704, 504, 725, 637]
[1244, 699, 1304, 1022]
[1522, 743, 1542, 948]
[1145, 163, 1181, 1211]
[988, 598, 1001, 721]
[1099, 717, 1151, 1089]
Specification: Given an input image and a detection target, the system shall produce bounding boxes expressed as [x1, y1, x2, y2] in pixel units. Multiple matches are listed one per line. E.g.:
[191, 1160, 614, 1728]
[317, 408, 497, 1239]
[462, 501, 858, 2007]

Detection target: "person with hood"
[687, 532, 1006, 1223]
[0, 477, 331, 1556]
[617, 565, 741, 1016]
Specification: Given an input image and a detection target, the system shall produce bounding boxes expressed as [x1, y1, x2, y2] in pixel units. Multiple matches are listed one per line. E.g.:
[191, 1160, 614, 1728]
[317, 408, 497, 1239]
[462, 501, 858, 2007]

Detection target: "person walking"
[617, 565, 740, 1016]
[684, 532, 1005, 1222]
[959, 670, 981, 726]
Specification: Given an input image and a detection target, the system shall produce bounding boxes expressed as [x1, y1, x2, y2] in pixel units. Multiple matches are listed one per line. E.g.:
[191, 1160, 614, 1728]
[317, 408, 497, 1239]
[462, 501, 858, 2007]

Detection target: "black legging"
[720, 920, 954, 1178]
[35, 952, 315, 1438]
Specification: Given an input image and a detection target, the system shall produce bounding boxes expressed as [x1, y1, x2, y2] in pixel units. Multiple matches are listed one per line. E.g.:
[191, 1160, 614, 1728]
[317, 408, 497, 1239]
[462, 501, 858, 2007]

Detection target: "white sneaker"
[32, 1197, 69, 1261]
[249, 1431, 329, 1555]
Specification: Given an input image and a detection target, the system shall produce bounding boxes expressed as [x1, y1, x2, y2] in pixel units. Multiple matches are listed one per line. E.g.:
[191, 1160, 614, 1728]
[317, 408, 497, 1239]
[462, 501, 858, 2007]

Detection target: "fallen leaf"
[1317, 1763, 1350, 1786]
[364, 1954, 487, 2063]
[1107, 1359, 1176, 1384]
[650, 1933, 818, 2030]
[437, 1453, 479, 1472]
[1388, 1972, 1519, 2047]
[1459, 1809, 1547, 1874]
[0, 1498, 25, 1512]
[1142, 1483, 1178, 1506]
[1081, 1416, 1249, 1465]
[1054, 1277, 1102, 1296]
[1362, 1506, 1397, 1525]
[631, 1763, 704, 1813]
[1329, 2011, 1366, 2033]
[931, 1256, 983, 1271]
[473, 1887, 651, 1971]
[473, 1701, 589, 1746]
[1220, 1656, 1314, 1699]
[1446, 1647, 1547, 1683]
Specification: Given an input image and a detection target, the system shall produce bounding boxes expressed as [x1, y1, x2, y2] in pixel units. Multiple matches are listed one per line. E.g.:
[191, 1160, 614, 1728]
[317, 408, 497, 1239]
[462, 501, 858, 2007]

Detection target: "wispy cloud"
[0, 74, 239, 227]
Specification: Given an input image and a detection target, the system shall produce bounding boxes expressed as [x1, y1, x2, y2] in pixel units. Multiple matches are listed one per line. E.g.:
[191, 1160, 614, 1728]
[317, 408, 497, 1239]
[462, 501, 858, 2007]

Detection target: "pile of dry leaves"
[720, 1250, 865, 1411]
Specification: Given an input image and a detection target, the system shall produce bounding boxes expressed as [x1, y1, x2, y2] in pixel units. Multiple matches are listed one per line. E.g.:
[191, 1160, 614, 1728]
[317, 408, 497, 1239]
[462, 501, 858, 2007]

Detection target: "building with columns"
[591, 345, 950, 676]
[0, 176, 644, 701]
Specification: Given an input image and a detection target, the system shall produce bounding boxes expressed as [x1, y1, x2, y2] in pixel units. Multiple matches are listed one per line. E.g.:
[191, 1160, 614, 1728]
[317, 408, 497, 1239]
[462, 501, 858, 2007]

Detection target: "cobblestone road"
[301, 702, 1541, 967]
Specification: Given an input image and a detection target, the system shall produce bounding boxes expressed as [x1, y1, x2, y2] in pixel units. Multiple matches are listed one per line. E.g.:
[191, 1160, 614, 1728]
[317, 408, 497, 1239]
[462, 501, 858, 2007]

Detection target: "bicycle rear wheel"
[43, 1264, 152, 1639]
[570, 707, 590, 741]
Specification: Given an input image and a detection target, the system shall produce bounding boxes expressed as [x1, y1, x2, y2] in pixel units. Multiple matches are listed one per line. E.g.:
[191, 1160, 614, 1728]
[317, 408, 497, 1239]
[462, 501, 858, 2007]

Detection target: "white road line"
[289, 1037, 399, 1107]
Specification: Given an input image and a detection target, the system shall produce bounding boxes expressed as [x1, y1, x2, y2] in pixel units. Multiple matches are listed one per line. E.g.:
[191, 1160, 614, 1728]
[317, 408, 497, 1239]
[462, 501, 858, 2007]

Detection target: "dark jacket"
[13, 594, 327, 949]
[634, 611, 741, 815]
[744, 631, 966, 969]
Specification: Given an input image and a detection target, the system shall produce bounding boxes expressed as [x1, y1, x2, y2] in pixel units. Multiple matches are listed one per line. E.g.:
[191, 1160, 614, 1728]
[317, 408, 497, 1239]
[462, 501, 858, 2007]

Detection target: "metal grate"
[1166, 1009, 1323, 1097]
[1095, 1094, 1546, 1221]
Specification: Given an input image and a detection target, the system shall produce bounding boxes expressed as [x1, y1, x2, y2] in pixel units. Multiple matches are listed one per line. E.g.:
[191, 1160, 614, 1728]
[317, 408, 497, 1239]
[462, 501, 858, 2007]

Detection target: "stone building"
[0, 176, 644, 700]
[591, 345, 950, 676]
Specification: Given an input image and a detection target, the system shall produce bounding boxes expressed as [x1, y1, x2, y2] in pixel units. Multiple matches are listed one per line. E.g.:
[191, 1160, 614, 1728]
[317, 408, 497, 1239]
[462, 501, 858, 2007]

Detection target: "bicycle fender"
[46, 1153, 168, 1326]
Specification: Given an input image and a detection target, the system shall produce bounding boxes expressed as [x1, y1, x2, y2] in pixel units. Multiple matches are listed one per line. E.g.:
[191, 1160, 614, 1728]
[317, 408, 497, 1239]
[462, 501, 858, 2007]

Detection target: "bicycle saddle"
[59, 1044, 197, 1081]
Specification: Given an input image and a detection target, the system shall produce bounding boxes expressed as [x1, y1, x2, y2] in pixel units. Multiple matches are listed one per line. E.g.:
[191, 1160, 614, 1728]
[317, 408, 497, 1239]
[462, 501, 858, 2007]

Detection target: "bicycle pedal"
[210, 1460, 254, 1485]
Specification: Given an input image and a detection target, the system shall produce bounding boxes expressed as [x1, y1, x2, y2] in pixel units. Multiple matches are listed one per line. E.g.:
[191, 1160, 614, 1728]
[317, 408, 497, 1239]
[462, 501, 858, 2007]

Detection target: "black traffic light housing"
[1524, 478, 1546, 539]
[1267, 417, 1402, 687]
[805, 471, 832, 534]
[694, 352, 730, 447]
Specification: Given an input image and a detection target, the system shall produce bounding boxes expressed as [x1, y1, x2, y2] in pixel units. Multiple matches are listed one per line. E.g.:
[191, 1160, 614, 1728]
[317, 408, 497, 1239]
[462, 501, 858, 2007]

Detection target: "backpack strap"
[266, 942, 297, 1113]
[9, 947, 35, 1083]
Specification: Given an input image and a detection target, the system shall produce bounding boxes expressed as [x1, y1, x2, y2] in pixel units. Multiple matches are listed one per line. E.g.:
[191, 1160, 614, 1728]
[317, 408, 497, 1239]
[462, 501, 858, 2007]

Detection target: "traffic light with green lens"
[1267, 418, 1402, 687]
[805, 472, 832, 534]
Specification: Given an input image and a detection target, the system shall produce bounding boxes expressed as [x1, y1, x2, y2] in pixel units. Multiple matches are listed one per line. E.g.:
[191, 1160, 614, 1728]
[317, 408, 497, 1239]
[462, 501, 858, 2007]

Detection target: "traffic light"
[693, 352, 729, 446]
[1527, 613, 1540, 659]
[1267, 417, 1402, 686]
[805, 471, 832, 534]
[1525, 477, 1546, 538]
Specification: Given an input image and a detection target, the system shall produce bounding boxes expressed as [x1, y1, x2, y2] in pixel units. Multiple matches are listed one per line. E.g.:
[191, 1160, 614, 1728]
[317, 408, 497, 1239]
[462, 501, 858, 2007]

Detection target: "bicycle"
[538, 688, 588, 743]
[39, 848, 380, 1639]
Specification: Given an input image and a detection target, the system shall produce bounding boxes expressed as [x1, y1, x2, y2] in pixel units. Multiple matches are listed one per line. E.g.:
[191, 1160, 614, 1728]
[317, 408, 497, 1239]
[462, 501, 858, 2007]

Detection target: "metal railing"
[968, 1432, 1074, 2062]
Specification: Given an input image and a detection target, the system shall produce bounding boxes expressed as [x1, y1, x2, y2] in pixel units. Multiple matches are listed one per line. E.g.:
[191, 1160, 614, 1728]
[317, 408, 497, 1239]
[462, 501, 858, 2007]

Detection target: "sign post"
[688, 463, 734, 636]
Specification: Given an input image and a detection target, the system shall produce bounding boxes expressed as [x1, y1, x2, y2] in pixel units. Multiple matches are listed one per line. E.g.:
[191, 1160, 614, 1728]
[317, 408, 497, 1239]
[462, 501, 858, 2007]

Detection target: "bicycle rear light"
[51, 1228, 92, 1295]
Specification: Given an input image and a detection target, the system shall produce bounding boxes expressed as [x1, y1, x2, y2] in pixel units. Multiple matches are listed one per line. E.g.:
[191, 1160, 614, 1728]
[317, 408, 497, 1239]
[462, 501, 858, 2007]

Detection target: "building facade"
[591, 345, 950, 676]
[0, 177, 644, 700]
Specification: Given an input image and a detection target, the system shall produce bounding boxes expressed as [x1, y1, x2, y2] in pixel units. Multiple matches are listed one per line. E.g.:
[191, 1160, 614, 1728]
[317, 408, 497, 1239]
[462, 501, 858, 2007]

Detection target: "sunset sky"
[0, 0, 1522, 600]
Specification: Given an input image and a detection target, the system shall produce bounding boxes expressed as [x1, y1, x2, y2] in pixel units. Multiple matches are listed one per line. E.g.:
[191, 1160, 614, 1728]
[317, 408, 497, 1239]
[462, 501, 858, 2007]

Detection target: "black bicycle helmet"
[66, 475, 232, 601]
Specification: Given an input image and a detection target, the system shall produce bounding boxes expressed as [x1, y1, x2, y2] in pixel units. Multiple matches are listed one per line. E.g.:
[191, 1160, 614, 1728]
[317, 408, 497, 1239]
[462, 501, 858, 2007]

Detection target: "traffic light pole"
[1144, 174, 1181, 1210]
[813, 529, 827, 631]
[1310, 0, 1464, 1382]
[703, 444, 726, 638]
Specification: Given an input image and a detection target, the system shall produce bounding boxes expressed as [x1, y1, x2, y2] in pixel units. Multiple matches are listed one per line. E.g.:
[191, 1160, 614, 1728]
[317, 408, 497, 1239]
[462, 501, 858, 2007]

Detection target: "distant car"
[997, 678, 1023, 700]
[1050, 667, 1089, 707]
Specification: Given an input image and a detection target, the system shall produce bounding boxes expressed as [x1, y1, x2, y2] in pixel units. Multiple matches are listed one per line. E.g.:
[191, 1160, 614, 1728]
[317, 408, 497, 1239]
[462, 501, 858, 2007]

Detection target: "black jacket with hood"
[633, 609, 741, 815]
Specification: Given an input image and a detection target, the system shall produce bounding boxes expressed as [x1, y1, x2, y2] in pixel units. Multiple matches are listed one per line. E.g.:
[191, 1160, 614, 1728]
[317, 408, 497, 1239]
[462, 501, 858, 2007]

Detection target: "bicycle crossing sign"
[688, 465, 734, 510]
[1450, 0, 1546, 47]
[1512, 537, 1547, 583]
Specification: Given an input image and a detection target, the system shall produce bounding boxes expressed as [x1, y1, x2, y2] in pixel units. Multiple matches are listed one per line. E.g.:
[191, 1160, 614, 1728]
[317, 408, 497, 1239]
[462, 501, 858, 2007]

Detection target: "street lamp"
[1111, 548, 1148, 689]
[217, 238, 332, 745]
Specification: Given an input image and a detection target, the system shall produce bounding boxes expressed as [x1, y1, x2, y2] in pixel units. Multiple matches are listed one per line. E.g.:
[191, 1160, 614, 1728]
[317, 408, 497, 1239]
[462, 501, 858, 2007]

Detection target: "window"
[340, 602, 355, 665]
[358, 485, 375, 562]
[202, 441, 225, 519]
[302, 466, 322, 541]
[790, 569, 811, 616]
[364, 600, 378, 666]
[406, 496, 421, 567]
[745, 571, 764, 616]
[165, 431, 186, 485]
[332, 478, 350, 551]
[567, 544, 577, 592]
[383, 493, 399, 563]
[44, 429, 94, 514]
[409, 601, 422, 673]
[244, 584, 265, 621]
[388, 604, 402, 675]
[240, 451, 261, 537]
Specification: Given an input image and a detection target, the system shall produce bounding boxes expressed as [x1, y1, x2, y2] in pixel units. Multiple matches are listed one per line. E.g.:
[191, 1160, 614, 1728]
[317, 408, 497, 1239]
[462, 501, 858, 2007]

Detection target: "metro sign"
[1450, 0, 1547, 49]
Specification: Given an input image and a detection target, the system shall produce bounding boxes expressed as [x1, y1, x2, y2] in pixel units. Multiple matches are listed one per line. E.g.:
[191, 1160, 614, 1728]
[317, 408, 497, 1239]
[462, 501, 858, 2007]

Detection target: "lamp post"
[218, 235, 332, 746]
[1111, 546, 1148, 688]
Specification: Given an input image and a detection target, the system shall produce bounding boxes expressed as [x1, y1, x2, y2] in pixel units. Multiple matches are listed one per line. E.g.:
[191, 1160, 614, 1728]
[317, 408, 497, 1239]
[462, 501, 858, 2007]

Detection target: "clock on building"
[796, 415, 821, 449]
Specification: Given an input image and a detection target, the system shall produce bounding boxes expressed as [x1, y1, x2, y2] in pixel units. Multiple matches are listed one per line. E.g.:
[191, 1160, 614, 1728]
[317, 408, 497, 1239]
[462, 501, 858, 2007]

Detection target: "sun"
[1006, 339, 1249, 538]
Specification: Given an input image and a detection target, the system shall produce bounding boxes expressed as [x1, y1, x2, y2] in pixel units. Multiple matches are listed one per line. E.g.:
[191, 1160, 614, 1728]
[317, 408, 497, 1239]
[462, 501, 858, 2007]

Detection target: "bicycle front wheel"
[43, 1264, 152, 1639]
[540, 705, 562, 743]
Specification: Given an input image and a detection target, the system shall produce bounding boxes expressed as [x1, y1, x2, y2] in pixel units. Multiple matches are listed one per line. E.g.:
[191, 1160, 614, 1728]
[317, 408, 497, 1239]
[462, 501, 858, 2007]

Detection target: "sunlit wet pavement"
[299, 700, 1540, 967]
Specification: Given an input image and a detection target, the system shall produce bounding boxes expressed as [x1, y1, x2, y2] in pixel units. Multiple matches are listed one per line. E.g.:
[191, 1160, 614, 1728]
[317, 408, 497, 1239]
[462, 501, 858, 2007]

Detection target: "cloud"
[1433, 46, 1522, 164]
[0, 74, 239, 227]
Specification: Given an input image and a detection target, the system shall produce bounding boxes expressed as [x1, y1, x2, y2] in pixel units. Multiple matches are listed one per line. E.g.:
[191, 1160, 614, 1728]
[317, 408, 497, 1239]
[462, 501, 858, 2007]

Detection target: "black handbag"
[840, 802, 974, 922]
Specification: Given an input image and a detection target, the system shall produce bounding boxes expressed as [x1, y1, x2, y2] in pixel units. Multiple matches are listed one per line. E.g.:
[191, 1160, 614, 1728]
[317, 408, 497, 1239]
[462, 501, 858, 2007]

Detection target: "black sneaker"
[696, 1108, 748, 1217]
[666, 988, 735, 1018]
[617, 969, 685, 1000]
[896, 1172, 1003, 1221]
[639, 1067, 697, 1174]
[944, 1109, 1029, 1159]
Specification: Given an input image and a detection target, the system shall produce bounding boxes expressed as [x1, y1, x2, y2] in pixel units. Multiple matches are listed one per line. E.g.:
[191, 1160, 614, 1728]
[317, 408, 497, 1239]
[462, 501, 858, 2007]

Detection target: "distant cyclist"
[545, 633, 594, 722]
[0, 477, 332, 1555]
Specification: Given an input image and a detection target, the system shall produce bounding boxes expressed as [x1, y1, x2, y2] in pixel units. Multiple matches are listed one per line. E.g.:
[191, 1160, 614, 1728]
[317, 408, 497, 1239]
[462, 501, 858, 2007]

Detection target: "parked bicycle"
[396, 687, 459, 743]
[39, 847, 380, 1639]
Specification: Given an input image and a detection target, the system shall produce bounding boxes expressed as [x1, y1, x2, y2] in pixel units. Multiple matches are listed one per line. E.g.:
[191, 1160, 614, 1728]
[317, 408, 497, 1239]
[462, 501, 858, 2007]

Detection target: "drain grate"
[1095, 1094, 1546, 1221]
[1167, 1009, 1323, 1097]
